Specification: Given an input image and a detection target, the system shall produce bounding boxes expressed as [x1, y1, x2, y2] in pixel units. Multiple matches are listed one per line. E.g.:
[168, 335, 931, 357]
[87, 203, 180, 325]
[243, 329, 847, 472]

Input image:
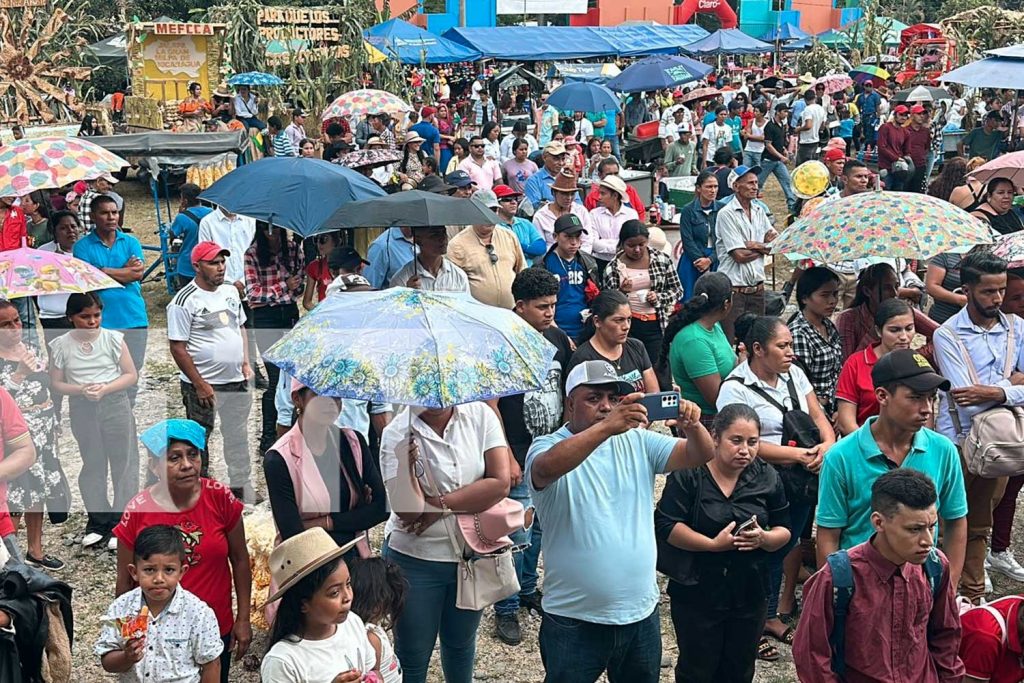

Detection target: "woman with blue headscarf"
[112, 419, 252, 683]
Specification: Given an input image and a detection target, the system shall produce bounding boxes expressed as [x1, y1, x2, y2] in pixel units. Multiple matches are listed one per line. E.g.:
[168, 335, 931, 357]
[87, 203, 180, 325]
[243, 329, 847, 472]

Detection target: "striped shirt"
[272, 131, 295, 157]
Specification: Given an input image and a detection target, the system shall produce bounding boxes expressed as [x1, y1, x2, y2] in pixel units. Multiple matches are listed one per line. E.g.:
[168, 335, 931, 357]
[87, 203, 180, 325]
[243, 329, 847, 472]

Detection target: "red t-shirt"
[305, 258, 332, 303]
[114, 478, 243, 635]
[836, 344, 880, 426]
[0, 388, 27, 537]
[1, 207, 26, 252]
[960, 596, 1024, 683]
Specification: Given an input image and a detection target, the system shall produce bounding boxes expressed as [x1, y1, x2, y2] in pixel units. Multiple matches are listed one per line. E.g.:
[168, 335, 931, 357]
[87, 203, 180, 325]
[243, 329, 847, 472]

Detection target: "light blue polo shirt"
[816, 417, 968, 550]
[526, 425, 675, 625]
[72, 230, 148, 330]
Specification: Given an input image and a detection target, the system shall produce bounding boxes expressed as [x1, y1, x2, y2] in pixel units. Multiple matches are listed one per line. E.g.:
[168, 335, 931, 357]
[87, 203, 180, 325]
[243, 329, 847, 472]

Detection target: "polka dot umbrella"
[771, 191, 995, 262]
[320, 89, 412, 121]
[0, 136, 129, 198]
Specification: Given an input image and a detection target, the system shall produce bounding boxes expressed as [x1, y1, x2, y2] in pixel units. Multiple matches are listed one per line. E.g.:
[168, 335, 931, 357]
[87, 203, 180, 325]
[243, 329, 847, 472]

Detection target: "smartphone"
[639, 391, 680, 421]
[734, 516, 757, 536]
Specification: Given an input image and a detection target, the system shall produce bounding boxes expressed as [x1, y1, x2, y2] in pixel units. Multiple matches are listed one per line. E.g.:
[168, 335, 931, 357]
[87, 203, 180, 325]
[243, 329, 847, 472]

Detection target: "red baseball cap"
[823, 147, 846, 162]
[421, 105, 436, 117]
[893, 104, 910, 115]
[493, 184, 522, 199]
[910, 104, 926, 114]
[191, 240, 230, 266]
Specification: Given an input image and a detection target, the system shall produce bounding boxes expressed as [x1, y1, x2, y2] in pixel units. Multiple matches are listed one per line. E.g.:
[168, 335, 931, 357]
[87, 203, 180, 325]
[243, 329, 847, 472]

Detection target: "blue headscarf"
[140, 419, 206, 458]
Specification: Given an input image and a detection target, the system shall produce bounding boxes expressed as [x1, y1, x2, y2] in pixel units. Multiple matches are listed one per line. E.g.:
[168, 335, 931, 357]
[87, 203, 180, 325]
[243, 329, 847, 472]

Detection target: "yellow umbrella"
[364, 41, 387, 64]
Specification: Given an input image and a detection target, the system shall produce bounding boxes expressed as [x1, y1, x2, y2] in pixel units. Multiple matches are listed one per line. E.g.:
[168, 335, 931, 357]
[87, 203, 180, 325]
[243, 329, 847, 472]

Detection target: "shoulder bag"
[655, 469, 702, 586]
[724, 375, 821, 503]
[417, 449, 520, 611]
[943, 324, 1024, 477]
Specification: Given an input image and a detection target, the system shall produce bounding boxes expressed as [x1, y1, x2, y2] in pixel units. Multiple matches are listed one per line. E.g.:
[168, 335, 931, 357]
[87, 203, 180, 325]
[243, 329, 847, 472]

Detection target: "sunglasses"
[498, 196, 518, 203]
[486, 243, 498, 265]
[471, 144, 485, 148]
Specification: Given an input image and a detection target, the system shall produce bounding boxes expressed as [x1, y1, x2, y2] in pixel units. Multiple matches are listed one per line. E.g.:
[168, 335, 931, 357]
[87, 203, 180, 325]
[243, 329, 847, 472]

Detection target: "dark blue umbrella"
[760, 23, 809, 42]
[546, 81, 621, 113]
[606, 55, 714, 93]
[199, 158, 386, 237]
[227, 71, 284, 87]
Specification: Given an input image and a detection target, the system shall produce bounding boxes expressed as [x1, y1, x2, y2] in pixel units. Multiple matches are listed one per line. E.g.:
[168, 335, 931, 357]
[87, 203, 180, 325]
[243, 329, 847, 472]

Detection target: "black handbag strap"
[723, 375, 800, 415]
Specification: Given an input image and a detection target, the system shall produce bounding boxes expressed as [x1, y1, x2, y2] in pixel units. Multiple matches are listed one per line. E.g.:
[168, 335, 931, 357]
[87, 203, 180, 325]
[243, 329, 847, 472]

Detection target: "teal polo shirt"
[72, 230, 148, 330]
[816, 417, 967, 550]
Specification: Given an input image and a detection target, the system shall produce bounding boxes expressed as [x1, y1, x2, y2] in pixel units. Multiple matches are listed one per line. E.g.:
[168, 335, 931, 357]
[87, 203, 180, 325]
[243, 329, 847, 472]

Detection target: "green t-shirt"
[962, 127, 1003, 160]
[668, 321, 736, 414]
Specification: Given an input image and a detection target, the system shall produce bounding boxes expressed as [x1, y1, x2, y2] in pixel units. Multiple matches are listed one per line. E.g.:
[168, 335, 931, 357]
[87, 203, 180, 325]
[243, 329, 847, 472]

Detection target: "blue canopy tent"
[365, 18, 481, 64]
[443, 26, 617, 61]
[784, 29, 851, 51]
[941, 49, 1024, 90]
[681, 29, 773, 56]
[598, 24, 709, 56]
[761, 23, 808, 42]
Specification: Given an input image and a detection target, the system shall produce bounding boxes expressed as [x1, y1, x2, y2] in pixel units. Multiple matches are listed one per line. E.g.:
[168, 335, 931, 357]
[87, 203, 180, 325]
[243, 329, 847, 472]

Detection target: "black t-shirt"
[713, 165, 735, 200]
[567, 337, 652, 394]
[498, 326, 573, 467]
[763, 121, 788, 160]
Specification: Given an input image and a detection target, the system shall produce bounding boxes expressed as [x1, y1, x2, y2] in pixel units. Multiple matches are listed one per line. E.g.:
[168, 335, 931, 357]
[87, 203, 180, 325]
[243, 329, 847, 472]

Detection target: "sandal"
[764, 625, 797, 646]
[757, 636, 781, 662]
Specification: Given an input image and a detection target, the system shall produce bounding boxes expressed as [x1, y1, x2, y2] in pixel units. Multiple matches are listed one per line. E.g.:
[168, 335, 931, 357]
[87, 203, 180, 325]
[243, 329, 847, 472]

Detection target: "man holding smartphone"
[526, 360, 712, 683]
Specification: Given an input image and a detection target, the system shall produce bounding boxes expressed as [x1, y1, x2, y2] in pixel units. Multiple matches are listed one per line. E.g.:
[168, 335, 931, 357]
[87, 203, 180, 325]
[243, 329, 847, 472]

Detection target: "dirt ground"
[45, 177, 1016, 683]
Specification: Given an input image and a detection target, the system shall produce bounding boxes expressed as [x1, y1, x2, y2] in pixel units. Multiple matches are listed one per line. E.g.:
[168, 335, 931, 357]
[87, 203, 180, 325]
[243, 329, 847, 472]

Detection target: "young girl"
[49, 292, 138, 549]
[262, 529, 378, 683]
[349, 557, 406, 683]
[303, 232, 342, 311]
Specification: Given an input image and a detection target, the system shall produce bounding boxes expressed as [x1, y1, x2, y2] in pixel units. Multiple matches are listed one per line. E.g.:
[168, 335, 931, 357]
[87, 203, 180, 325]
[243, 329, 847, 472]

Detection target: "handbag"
[655, 470, 701, 586]
[943, 325, 1024, 477]
[45, 458, 72, 525]
[417, 447, 520, 611]
[724, 375, 822, 503]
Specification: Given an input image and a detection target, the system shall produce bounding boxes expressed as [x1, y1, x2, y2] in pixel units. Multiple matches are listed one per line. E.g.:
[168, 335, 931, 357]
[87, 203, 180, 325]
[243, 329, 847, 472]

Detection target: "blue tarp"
[443, 24, 710, 61]
[681, 29, 773, 56]
[760, 23, 808, 42]
[365, 19, 482, 64]
[941, 55, 1024, 90]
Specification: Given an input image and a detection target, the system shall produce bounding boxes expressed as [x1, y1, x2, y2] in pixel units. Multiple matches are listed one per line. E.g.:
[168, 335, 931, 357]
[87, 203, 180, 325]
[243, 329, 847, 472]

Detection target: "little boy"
[96, 525, 223, 683]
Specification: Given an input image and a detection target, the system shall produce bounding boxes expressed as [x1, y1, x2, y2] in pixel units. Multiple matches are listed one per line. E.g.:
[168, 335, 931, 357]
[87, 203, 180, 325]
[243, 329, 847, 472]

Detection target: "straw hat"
[213, 83, 232, 99]
[597, 174, 629, 203]
[551, 168, 580, 194]
[403, 131, 425, 146]
[266, 528, 359, 603]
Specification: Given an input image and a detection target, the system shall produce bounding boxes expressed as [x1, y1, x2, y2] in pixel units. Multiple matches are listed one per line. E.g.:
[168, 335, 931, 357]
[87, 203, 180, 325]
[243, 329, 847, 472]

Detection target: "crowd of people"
[3, 63, 1024, 683]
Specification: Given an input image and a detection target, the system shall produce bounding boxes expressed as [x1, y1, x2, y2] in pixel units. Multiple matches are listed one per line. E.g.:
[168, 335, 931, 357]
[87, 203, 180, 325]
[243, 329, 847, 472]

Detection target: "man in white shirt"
[232, 85, 264, 131]
[166, 241, 253, 500]
[572, 111, 594, 142]
[390, 226, 471, 293]
[796, 90, 826, 165]
[700, 106, 734, 168]
[659, 107, 690, 150]
[715, 165, 777, 341]
[197, 207, 256, 298]
[588, 175, 639, 267]
[283, 109, 307, 155]
[499, 120, 539, 164]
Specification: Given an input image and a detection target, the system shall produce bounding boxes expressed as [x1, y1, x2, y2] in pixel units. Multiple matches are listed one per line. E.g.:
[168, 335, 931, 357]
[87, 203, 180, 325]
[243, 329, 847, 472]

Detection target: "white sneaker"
[82, 532, 104, 548]
[987, 549, 1024, 582]
[107, 536, 118, 551]
[985, 569, 993, 594]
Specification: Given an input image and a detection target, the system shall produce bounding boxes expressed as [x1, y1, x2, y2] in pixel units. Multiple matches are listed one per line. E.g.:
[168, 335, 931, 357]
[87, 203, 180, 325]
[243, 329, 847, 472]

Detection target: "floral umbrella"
[227, 72, 284, 87]
[263, 288, 557, 408]
[813, 74, 854, 95]
[992, 231, 1024, 268]
[772, 191, 995, 262]
[0, 247, 121, 299]
[681, 87, 721, 104]
[337, 148, 402, 170]
[0, 137, 129, 197]
[321, 89, 412, 122]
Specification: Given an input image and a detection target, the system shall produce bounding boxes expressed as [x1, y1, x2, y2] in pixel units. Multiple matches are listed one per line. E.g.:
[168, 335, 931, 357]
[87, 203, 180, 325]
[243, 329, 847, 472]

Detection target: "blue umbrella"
[227, 71, 285, 87]
[263, 288, 557, 408]
[199, 157, 386, 237]
[546, 81, 621, 113]
[760, 23, 809, 42]
[606, 55, 714, 93]
[942, 55, 1024, 91]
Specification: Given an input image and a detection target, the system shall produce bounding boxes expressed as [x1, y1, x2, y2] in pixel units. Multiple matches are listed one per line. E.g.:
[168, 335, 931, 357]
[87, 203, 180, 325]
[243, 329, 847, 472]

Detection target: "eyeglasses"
[486, 243, 498, 265]
[471, 144, 485, 148]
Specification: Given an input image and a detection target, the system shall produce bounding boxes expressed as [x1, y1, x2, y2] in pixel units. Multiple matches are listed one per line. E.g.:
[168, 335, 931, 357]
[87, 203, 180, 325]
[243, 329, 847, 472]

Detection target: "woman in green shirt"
[659, 272, 736, 427]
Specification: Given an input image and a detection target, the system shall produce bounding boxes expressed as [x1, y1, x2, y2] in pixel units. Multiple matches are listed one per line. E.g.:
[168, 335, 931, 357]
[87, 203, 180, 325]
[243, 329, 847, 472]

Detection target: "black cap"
[871, 349, 951, 392]
[554, 213, 587, 235]
[328, 245, 369, 272]
[774, 102, 790, 113]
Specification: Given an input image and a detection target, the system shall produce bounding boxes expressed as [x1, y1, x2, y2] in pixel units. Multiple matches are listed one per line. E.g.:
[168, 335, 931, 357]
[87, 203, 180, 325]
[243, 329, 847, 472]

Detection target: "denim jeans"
[539, 606, 661, 683]
[494, 480, 535, 616]
[766, 497, 814, 617]
[742, 150, 763, 168]
[251, 303, 299, 452]
[757, 159, 797, 212]
[606, 134, 621, 160]
[236, 116, 266, 131]
[69, 390, 139, 536]
[12, 297, 37, 349]
[180, 380, 252, 488]
[382, 540, 482, 683]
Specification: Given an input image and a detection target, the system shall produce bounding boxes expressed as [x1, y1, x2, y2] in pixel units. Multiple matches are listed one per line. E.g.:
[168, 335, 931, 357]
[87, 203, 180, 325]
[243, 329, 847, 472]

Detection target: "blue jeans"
[494, 480, 536, 616]
[236, 116, 266, 131]
[12, 297, 38, 350]
[758, 159, 797, 212]
[382, 539, 482, 683]
[742, 149, 763, 168]
[539, 606, 661, 683]
[766, 497, 814, 618]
